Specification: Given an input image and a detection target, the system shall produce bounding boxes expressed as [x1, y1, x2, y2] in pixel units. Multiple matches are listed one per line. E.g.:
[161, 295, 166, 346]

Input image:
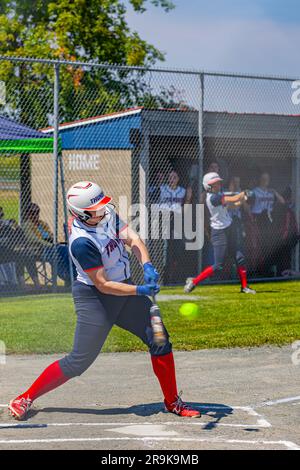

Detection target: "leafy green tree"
[0, 0, 176, 126]
[0, 1, 174, 65]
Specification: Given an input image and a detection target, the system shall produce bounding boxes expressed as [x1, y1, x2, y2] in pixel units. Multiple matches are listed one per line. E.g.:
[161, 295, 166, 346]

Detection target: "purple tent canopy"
[0, 116, 54, 153]
[0, 115, 46, 140]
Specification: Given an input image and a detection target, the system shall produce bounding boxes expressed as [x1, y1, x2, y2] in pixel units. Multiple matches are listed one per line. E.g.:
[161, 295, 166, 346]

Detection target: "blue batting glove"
[136, 284, 160, 296]
[143, 262, 159, 285]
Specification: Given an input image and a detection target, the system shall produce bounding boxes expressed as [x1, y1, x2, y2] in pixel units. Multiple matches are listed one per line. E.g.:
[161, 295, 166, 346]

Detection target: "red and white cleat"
[164, 391, 201, 418]
[8, 396, 32, 420]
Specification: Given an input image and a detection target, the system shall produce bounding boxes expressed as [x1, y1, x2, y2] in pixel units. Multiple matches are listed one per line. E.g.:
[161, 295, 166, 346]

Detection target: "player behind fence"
[184, 172, 256, 294]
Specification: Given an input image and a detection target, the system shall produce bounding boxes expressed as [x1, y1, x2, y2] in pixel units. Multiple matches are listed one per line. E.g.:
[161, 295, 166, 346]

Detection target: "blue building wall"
[58, 114, 142, 150]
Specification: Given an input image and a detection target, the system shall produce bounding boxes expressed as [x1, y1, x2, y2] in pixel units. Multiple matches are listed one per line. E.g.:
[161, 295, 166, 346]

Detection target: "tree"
[0, 0, 174, 65]
[0, 0, 176, 126]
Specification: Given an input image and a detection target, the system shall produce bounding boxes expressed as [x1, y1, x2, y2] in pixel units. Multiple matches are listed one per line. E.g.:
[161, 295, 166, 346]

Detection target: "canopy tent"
[0, 115, 55, 223]
[0, 115, 71, 290]
[0, 115, 54, 153]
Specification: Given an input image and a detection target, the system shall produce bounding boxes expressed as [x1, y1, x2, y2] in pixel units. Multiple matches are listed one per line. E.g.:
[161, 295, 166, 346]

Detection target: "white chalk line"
[95, 404, 271, 426]
[156, 295, 202, 302]
[0, 420, 271, 429]
[3, 402, 297, 449]
[0, 403, 271, 428]
[0, 403, 268, 411]
[253, 396, 300, 408]
[0, 436, 298, 450]
[0, 404, 272, 429]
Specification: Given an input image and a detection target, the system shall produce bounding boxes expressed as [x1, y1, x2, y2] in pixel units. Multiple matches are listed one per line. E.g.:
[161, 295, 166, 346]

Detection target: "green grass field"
[0, 190, 19, 220]
[0, 155, 20, 181]
[0, 281, 299, 354]
[0, 155, 20, 220]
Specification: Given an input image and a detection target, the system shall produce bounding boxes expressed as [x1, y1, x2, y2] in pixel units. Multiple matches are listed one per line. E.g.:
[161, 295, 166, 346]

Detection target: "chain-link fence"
[0, 56, 299, 296]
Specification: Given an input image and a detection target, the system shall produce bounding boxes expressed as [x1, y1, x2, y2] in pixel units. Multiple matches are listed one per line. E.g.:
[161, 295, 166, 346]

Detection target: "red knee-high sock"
[20, 360, 69, 402]
[151, 352, 178, 404]
[193, 265, 214, 286]
[237, 266, 248, 289]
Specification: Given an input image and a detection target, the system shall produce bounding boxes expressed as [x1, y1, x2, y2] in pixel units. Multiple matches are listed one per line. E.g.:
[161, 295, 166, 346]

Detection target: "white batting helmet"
[67, 181, 112, 222]
[203, 172, 223, 192]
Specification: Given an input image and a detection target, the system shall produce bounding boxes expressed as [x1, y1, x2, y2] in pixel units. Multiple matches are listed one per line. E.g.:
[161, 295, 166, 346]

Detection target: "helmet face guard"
[70, 204, 114, 223]
[69, 208, 91, 223]
[86, 204, 115, 222]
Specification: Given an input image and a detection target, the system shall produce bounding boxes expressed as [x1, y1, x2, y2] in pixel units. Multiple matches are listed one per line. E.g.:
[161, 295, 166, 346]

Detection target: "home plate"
[108, 424, 178, 437]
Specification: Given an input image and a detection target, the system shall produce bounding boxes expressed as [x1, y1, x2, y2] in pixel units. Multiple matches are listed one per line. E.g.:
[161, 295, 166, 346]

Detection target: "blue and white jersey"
[251, 187, 275, 214]
[206, 192, 232, 230]
[159, 185, 186, 213]
[69, 212, 130, 285]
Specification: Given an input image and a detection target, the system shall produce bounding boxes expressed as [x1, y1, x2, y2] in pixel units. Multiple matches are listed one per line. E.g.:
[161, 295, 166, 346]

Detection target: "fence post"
[295, 127, 300, 272]
[197, 73, 204, 275]
[52, 63, 60, 291]
[59, 149, 74, 288]
[139, 114, 150, 242]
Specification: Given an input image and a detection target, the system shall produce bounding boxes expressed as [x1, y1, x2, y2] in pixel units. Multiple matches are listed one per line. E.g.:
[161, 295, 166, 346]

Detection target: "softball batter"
[9, 181, 200, 420]
[185, 172, 256, 294]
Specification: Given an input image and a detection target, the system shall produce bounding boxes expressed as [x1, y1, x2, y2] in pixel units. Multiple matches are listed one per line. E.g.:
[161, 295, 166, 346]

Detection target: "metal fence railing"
[0, 56, 300, 296]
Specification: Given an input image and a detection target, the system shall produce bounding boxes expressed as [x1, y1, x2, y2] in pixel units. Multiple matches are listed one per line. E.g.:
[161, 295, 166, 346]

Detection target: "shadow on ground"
[4, 402, 234, 426]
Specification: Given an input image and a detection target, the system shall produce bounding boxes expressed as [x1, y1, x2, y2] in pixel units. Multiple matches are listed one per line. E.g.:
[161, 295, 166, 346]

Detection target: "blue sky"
[125, 0, 300, 76]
